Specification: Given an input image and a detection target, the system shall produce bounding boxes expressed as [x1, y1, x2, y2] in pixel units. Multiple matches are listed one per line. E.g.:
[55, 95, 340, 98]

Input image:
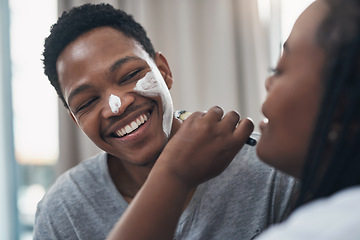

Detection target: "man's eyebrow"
[67, 84, 93, 107]
[109, 56, 143, 73]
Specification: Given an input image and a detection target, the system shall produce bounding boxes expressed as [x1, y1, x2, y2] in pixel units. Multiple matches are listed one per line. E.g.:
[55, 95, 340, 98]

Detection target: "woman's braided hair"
[297, 0, 360, 206]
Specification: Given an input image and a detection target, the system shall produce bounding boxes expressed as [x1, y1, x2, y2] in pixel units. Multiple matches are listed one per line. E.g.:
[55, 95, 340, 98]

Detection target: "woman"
[107, 0, 360, 239]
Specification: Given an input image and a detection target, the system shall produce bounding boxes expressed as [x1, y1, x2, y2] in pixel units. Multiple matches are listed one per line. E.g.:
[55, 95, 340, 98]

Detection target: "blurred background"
[0, 0, 314, 239]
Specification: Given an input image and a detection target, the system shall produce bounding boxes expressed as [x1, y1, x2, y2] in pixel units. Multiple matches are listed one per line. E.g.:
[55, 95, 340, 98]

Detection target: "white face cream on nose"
[133, 43, 173, 137]
[109, 94, 121, 114]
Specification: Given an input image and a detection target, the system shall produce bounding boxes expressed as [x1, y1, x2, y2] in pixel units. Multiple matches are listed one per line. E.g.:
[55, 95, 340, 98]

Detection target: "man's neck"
[107, 117, 183, 203]
[107, 155, 152, 202]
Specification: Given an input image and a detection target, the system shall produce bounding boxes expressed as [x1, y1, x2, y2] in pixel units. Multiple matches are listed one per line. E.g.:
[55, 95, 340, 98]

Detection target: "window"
[9, 0, 58, 239]
[280, 0, 315, 42]
[257, 0, 315, 67]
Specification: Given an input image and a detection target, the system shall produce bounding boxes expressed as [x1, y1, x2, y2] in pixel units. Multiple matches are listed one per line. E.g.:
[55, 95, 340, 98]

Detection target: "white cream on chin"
[109, 94, 121, 114]
[133, 43, 173, 137]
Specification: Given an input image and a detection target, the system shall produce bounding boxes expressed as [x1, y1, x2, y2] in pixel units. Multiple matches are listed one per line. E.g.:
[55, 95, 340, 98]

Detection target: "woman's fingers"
[233, 117, 254, 143]
[203, 106, 224, 122]
[180, 106, 254, 147]
[221, 110, 241, 132]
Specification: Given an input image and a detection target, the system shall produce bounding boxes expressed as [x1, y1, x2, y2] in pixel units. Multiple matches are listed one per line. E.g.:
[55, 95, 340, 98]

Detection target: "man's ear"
[155, 52, 173, 90]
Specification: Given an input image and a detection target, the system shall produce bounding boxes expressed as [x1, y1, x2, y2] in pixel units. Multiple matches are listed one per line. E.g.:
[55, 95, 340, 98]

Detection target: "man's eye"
[76, 97, 98, 113]
[121, 69, 142, 83]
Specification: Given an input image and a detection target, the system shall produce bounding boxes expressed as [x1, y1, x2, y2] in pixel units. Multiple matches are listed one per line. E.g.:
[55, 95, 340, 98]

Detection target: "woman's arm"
[107, 160, 192, 240]
[107, 107, 254, 240]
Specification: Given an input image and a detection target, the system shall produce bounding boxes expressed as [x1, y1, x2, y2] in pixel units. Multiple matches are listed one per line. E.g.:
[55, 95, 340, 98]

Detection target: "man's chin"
[139, 148, 163, 167]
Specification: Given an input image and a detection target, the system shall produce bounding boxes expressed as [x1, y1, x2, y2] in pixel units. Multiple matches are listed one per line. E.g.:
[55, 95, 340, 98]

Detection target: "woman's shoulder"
[257, 186, 360, 240]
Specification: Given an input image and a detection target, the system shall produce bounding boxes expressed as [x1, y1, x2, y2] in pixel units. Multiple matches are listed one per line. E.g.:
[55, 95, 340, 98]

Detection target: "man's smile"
[112, 112, 150, 138]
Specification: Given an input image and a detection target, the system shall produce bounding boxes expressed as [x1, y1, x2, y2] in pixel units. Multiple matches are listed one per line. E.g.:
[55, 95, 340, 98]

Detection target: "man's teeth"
[115, 114, 148, 137]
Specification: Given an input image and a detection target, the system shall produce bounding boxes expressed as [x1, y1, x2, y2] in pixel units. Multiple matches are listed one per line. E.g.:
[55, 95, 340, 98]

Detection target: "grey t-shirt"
[34, 134, 297, 240]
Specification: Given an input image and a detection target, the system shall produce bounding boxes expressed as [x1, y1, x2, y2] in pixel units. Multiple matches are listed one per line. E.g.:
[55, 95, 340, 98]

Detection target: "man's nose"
[101, 92, 135, 119]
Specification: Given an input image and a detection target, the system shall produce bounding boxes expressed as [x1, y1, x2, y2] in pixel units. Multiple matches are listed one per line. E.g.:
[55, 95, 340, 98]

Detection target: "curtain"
[56, 0, 272, 175]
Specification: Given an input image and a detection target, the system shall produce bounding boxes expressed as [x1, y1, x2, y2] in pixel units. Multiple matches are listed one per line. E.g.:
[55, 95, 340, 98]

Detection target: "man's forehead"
[60, 27, 140, 59]
[56, 28, 151, 76]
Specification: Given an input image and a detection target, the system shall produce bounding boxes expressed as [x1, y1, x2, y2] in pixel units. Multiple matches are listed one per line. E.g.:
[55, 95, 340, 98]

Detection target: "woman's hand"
[107, 106, 254, 240]
[159, 106, 254, 188]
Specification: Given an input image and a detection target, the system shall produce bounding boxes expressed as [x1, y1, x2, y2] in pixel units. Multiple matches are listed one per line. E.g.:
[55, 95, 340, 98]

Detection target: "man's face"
[56, 27, 175, 165]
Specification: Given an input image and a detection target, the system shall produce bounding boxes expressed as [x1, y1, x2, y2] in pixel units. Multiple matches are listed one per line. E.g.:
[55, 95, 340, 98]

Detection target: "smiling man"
[58, 27, 175, 170]
[34, 3, 298, 240]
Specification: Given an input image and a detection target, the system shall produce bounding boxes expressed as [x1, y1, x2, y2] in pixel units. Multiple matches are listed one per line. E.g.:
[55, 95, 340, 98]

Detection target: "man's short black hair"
[43, 3, 156, 108]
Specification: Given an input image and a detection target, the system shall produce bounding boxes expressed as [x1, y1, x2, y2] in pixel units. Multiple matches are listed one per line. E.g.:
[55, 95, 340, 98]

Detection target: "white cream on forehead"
[133, 43, 173, 137]
[109, 94, 121, 114]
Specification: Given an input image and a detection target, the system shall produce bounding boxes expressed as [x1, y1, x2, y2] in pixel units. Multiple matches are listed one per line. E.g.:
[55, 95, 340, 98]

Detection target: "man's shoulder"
[34, 152, 124, 239]
[37, 152, 107, 209]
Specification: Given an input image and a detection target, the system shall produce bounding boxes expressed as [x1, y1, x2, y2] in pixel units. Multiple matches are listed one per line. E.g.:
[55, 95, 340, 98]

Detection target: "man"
[34, 3, 297, 239]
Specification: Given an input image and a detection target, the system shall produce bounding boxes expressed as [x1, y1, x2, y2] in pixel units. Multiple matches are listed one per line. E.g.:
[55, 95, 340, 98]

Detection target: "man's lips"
[110, 112, 150, 138]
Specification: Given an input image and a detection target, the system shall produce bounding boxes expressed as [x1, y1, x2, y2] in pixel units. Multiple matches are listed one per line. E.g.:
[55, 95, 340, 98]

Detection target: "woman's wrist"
[151, 153, 194, 194]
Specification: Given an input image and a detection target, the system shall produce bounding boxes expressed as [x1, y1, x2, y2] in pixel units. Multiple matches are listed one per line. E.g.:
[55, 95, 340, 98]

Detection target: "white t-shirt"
[257, 186, 360, 240]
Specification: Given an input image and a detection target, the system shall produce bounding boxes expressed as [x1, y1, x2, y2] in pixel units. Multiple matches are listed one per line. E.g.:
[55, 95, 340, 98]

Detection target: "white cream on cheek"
[109, 94, 121, 113]
[133, 43, 173, 137]
[134, 71, 159, 97]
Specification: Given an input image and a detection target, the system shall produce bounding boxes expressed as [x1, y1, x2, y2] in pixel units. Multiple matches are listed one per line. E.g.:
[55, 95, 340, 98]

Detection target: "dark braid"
[296, 0, 360, 206]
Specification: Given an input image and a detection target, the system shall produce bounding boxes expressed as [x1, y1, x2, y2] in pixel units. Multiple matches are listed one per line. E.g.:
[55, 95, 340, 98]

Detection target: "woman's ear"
[155, 52, 173, 90]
